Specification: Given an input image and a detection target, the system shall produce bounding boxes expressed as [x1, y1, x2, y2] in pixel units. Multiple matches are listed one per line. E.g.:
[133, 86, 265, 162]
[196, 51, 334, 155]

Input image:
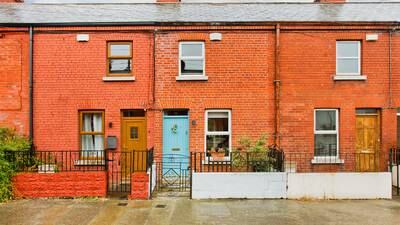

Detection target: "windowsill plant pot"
[208, 149, 229, 161]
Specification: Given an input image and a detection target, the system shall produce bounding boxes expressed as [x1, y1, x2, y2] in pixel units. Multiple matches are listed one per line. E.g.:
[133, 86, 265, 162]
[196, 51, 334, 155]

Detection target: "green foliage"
[0, 127, 31, 202]
[0, 127, 31, 151]
[232, 134, 277, 172]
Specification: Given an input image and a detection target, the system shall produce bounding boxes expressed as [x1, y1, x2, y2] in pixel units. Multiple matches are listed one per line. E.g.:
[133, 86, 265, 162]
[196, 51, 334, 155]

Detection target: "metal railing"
[191, 150, 386, 173]
[4, 149, 154, 173]
[191, 149, 285, 173]
[283, 152, 385, 173]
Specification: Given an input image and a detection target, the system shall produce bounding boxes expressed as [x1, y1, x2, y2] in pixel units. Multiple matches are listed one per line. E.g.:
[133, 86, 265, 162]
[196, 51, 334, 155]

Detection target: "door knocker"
[171, 124, 178, 134]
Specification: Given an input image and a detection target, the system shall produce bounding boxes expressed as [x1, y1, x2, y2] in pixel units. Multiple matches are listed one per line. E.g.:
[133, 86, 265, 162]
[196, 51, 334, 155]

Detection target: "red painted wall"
[129, 172, 149, 200]
[0, 31, 29, 135]
[13, 172, 107, 198]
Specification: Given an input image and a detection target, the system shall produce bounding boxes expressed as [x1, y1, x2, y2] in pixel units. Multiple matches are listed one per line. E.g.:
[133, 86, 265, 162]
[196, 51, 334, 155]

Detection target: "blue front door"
[162, 114, 189, 172]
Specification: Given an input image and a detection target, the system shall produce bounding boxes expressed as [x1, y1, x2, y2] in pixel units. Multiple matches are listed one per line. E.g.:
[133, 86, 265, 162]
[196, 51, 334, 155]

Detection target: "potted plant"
[38, 153, 57, 173]
[207, 147, 228, 161]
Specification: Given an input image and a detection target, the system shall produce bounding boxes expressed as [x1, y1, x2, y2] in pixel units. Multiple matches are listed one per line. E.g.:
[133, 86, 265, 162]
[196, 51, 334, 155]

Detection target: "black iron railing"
[4, 149, 154, 173]
[389, 148, 400, 195]
[191, 149, 285, 173]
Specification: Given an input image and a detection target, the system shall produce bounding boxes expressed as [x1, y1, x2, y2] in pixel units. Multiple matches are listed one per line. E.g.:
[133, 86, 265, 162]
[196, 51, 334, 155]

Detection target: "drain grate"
[155, 204, 167, 208]
[118, 202, 128, 206]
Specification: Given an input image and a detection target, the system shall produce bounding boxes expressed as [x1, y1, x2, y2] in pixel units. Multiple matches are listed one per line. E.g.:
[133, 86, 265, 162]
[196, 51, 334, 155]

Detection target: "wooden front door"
[121, 117, 147, 172]
[355, 110, 380, 172]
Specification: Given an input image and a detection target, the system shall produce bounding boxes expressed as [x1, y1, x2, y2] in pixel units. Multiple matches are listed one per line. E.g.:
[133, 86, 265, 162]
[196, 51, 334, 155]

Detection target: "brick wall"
[0, 31, 29, 135]
[279, 31, 396, 156]
[13, 172, 107, 198]
[154, 31, 275, 155]
[129, 172, 149, 200]
[33, 32, 154, 151]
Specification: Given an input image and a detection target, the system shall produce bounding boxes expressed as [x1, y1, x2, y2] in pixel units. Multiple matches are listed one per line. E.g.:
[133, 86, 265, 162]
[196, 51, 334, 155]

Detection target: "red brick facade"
[1, 25, 399, 158]
[0, 30, 29, 135]
[129, 172, 149, 200]
[13, 172, 107, 198]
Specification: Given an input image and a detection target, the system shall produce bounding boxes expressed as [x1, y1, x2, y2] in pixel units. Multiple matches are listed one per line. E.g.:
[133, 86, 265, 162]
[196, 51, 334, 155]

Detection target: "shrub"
[0, 127, 31, 202]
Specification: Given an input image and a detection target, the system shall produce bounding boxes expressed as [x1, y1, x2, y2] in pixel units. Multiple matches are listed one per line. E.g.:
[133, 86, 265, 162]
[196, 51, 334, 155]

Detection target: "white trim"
[204, 109, 232, 160]
[333, 75, 367, 81]
[178, 41, 205, 77]
[311, 157, 344, 164]
[314, 109, 339, 158]
[336, 41, 361, 76]
[102, 76, 135, 81]
[176, 75, 208, 81]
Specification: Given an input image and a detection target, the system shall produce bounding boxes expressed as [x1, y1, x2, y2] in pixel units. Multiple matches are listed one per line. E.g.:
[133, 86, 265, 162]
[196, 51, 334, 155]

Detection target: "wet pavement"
[1, 196, 400, 225]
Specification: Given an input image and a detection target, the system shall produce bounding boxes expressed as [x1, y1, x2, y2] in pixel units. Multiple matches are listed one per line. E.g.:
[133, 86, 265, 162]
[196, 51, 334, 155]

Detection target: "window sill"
[176, 75, 208, 81]
[333, 75, 367, 81]
[74, 159, 105, 166]
[102, 76, 135, 82]
[311, 158, 344, 164]
[202, 157, 230, 164]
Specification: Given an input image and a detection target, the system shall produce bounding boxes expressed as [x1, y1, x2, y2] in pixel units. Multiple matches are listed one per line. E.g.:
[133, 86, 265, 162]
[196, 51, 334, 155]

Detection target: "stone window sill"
[176, 75, 208, 81]
[311, 158, 344, 164]
[333, 75, 367, 81]
[102, 76, 135, 82]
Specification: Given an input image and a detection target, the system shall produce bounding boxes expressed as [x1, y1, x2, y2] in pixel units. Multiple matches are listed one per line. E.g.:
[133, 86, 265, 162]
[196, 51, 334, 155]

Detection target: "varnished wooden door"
[355, 113, 380, 172]
[121, 118, 147, 174]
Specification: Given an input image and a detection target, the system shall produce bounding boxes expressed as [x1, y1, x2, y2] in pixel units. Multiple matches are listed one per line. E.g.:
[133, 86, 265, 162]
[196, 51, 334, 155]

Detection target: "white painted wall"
[192, 172, 391, 200]
[391, 165, 399, 187]
[287, 173, 392, 199]
[147, 163, 157, 198]
[192, 172, 287, 199]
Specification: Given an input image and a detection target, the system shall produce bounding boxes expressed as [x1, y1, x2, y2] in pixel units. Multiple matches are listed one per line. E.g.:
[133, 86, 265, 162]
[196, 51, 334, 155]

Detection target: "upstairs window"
[336, 41, 360, 75]
[107, 42, 132, 76]
[314, 109, 339, 157]
[179, 42, 205, 76]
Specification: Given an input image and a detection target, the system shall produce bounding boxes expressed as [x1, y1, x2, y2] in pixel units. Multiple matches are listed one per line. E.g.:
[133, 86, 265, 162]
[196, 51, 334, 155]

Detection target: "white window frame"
[204, 109, 232, 160]
[313, 109, 340, 162]
[179, 41, 206, 77]
[336, 41, 361, 76]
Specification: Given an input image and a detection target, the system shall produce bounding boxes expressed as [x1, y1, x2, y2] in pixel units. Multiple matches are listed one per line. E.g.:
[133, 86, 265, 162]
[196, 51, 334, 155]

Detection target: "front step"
[152, 190, 190, 198]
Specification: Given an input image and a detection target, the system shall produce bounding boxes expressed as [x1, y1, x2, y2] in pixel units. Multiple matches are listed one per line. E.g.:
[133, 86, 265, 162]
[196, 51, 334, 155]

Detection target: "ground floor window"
[79, 111, 105, 158]
[314, 109, 339, 157]
[205, 110, 231, 157]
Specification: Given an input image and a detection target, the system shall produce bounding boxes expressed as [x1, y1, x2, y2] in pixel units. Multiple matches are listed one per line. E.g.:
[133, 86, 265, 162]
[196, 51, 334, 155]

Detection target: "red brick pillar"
[129, 172, 149, 200]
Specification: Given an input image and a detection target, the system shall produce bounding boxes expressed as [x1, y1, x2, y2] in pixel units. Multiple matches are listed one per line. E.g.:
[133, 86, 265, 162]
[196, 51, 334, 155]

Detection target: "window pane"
[337, 58, 359, 74]
[130, 127, 138, 139]
[110, 44, 130, 56]
[181, 59, 203, 75]
[181, 43, 203, 57]
[356, 109, 378, 115]
[81, 135, 104, 151]
[315, 110, 336, 131]
[337, 42, 359, 57]
[314, 134, 337, 156]
[206, 135, 230, 156]
[109, 59, 131, 74]
[82, 113, 103, 132]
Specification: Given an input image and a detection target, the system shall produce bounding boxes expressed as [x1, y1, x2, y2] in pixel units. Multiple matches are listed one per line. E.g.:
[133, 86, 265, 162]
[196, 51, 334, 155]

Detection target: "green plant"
[232, 134, 277, 172]
[0, 127, 31, 202]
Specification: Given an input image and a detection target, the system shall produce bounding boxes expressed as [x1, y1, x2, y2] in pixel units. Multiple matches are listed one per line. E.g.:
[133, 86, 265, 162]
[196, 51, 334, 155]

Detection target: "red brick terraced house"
[0, 0, 400, 199]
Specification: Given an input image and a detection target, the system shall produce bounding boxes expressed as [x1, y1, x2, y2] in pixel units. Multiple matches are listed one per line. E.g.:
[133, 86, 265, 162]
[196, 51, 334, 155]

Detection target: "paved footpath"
[1, 197, 400, 225]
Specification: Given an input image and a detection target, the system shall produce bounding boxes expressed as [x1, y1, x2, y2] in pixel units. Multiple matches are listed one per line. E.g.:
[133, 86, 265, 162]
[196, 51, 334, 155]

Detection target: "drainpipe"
[152, 30, 157, 104]
[388, 27, 395, 108]
[29, 26, 34, 148]
[274, 24, 281, 147]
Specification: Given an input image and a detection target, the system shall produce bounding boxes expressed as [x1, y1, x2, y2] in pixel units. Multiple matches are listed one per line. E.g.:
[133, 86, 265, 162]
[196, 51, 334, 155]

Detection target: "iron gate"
[106, 150, 151, 194]
[155, 154, 191, 192]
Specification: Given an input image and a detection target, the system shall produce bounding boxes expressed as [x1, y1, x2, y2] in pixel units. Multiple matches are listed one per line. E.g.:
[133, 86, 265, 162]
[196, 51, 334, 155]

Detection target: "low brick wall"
[13, 172, 107, 198]
[129, 172, 149, 200]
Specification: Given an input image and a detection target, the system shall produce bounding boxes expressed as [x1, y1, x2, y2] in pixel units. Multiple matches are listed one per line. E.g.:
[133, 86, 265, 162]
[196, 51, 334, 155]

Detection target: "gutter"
[29, 26, 34, 147]
[274, 24, 281, 147]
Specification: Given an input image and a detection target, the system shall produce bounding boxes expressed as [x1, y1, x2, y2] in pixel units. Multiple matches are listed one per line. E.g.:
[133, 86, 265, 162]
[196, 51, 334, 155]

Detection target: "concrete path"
[1, 197, 400, 225]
